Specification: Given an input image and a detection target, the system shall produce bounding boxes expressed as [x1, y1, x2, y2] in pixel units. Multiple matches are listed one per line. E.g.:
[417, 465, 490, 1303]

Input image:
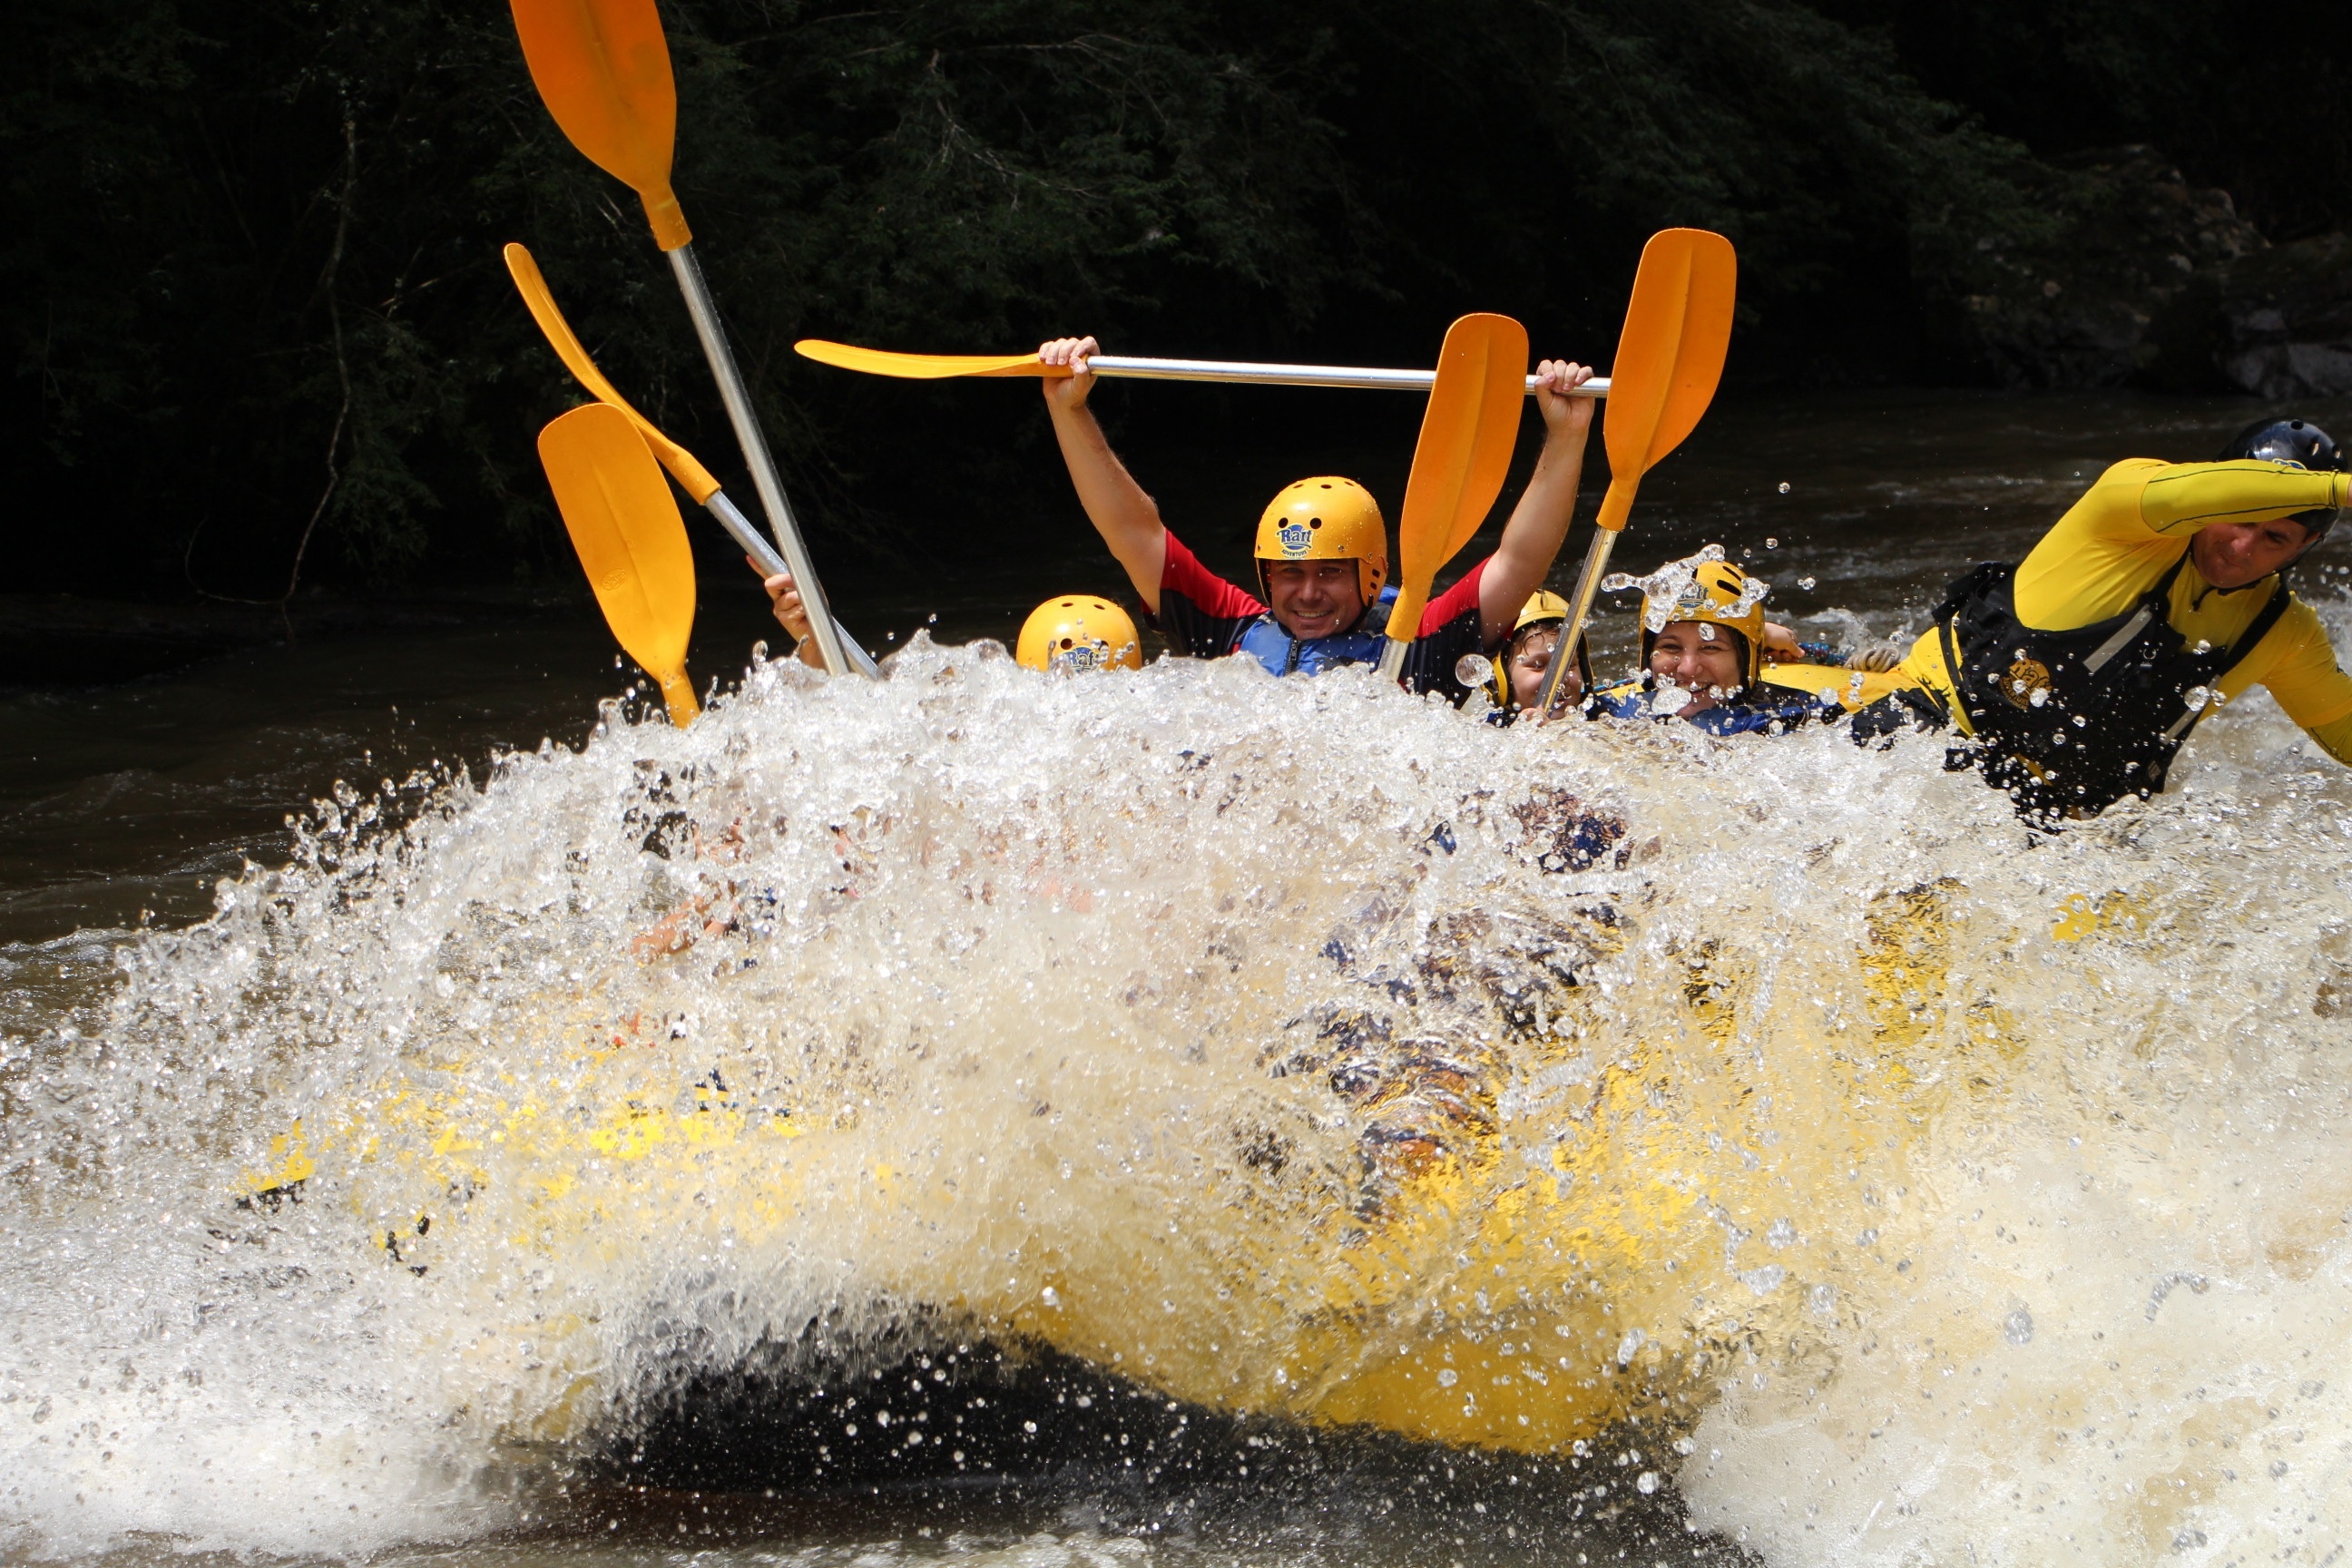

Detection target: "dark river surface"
[5, 385, 2352, 1568]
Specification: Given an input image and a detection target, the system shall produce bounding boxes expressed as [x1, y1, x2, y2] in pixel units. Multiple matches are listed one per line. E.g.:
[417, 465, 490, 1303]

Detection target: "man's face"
[2191, 517, 2317, 590]
[1264, 561, 1366, 641]
[1648, 621, 1746, 714]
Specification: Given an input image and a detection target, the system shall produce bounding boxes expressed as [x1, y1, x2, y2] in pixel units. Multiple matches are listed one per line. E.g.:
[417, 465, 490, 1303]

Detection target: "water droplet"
[1455, 653, 1493, 688]
[1798, 576, 1817, 590]
[1765, 537, 1779, 549]
[2029, 687, 2049, 707]
[1777, 481, 1791, 495]
[1614, 1328, 1647, 1365]
[1437, 1368, 1458, 1387]
[2182, 686, 2212, 711]
[1637, 1471, 1661, 1494]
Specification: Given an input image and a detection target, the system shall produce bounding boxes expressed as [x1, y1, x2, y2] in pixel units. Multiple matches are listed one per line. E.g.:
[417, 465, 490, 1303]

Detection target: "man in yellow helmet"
[1856, 417, 2352, 817]
[1033, 334, 1596, 695]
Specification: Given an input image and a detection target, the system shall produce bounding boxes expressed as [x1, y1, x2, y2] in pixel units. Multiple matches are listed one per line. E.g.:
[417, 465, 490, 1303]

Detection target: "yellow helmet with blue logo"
[1016, 595, 1143, 674]
[1254, 476, 1388, 605]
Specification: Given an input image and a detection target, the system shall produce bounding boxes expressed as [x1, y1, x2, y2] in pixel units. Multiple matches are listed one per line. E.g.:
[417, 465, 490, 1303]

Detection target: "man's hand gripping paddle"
[509, 0, 857, 678]
[537, 403, 701, 726]
[1536, 230, 1737, 717]
[1374, 314, 1531, 681]
[504, 243, 879, 677]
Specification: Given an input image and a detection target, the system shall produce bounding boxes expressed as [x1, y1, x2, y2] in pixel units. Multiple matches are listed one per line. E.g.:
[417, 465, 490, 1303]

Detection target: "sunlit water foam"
[1, 624, 2349, 1563]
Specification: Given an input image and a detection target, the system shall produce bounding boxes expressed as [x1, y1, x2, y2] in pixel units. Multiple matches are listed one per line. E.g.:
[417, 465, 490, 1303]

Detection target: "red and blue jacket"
[1151, 530, 1494, 703]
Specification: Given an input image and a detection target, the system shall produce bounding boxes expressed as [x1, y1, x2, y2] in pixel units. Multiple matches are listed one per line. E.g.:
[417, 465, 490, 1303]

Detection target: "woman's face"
[1648, 621, 1745, 714]
[1507, 625, 1575, 710]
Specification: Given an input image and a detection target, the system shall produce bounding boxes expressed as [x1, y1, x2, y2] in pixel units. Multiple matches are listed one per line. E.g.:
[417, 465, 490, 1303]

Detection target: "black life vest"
[1934, 554, 2289, 818]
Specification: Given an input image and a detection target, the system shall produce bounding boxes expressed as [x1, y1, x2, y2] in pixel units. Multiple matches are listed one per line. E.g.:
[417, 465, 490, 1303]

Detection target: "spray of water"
[4, 622, 2350, 1564]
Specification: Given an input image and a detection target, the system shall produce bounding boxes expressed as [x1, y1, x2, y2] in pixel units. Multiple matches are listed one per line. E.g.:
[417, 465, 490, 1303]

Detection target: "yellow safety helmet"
[1254, 476, 1388, 606]
[1016, 595, 1143, 674]
[1487, 590, 1590, 709]
[1638, 555, 1768, 686]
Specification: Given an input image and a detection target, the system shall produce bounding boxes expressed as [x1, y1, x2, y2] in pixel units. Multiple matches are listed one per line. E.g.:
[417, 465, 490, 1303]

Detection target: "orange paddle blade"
[537, 403, 701, 725]
[510, 0, 691, 250]
[1593, 229, 1736, 530]
[505, 242, 721, 502]
[794, 339, 1060, 380]
[1385, 313, 1530, 642]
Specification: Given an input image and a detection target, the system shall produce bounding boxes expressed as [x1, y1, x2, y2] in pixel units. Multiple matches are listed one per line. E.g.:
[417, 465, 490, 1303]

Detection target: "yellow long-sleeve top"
[1898, 459, 2352, 763]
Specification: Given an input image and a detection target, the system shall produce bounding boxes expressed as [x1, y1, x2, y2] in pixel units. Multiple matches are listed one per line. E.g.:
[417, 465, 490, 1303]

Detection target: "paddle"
[503, 242, 881, 678]
[1374, 314, 1530, 681]
[795, 339, 1610, 398]
[1536, 229, 1738, 716]
[537, 403, 701, 726]
[508, 0, 855, 679]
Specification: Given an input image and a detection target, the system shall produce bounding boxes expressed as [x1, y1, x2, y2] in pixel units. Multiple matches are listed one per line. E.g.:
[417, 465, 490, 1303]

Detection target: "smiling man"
[1031, 334, 1594, 699]
[1861, 418, 2352, 816]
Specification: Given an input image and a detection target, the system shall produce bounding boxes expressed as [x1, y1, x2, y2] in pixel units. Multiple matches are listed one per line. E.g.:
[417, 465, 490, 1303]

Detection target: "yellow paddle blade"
[537, 403, 701, 725]
[510, 0, 691, 250]
[1593, 229, 1737, 531]
[1385, 313, 1529, 642]
[505, 243, 721, 503]
[794, 339, 1059, 380]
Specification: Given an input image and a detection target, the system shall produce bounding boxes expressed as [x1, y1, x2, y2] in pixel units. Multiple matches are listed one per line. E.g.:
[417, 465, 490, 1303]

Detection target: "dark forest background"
[6, 0, 2348, 602]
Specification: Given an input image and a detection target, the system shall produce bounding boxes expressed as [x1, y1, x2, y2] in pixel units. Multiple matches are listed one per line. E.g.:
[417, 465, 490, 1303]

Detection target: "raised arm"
[1478, 360, 1597, 645]
[1039, 336, 1167, 612]
[2133, 460, 2349, 536]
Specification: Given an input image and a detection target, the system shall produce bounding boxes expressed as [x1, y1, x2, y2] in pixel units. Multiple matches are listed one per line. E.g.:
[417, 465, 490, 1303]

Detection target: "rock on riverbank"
[1922, 146, 2352, 398]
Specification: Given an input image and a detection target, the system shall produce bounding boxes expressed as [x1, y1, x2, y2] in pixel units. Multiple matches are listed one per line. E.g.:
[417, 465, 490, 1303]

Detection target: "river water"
[5, 388, 2351, 1567]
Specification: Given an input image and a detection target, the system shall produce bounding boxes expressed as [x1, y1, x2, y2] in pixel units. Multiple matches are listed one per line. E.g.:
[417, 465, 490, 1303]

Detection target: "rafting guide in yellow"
[1030, 334, 1597, 701]
[1857, 416, 2352, 818]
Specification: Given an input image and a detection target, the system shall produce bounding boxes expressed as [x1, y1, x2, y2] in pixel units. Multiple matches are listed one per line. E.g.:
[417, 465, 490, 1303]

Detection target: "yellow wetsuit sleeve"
[2132, 461, 2349, 537]
[2306, 710, 2352, 767]
[2230, 597, 2352, 733]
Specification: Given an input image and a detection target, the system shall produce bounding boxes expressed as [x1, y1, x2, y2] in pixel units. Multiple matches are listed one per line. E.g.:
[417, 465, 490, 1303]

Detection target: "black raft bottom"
[584, 1329, 1762, 1566]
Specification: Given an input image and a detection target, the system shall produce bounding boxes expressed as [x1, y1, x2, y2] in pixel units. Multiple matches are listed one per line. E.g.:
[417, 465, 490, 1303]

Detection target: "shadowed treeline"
[5, 0, 2343, 598]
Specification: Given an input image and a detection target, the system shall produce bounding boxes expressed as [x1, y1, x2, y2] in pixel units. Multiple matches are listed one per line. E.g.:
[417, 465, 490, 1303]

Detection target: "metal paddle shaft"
[702, 490, 882, 677]
[1536, 531, 1619, 716]
[1535, 229, 1739, 717]
[667, 244, 853, 678]
[794, 338, 1608, 397]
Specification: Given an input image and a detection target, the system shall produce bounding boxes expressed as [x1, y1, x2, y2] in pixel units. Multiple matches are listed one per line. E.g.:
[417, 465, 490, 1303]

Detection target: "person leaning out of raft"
[1855, 418, 2352, 817]
[1575, 549, 1896, 735]
[1024, 334, 1598, 701]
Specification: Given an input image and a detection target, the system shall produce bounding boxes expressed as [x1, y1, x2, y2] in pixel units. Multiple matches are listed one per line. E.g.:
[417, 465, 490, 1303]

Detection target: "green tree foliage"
[0, 0, 2303, 593]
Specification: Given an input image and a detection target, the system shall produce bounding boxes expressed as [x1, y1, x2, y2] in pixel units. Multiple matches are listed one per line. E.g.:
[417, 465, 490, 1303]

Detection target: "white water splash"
[3, 622, 2351, 1565]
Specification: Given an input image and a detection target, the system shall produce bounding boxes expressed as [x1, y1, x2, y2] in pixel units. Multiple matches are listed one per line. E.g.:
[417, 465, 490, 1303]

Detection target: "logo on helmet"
[1055, 642, 1102, 674]
[1277, 521, 1313, 556]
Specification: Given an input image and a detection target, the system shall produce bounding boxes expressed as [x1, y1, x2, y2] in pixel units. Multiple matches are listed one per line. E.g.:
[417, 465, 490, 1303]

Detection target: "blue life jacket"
[1592, 678, 1840, 736]
[1235, 586, 1396, 677]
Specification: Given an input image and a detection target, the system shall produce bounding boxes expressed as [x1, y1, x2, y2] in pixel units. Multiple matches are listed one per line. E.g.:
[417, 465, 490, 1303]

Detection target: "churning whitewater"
[5, 623, 2352, 1565]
